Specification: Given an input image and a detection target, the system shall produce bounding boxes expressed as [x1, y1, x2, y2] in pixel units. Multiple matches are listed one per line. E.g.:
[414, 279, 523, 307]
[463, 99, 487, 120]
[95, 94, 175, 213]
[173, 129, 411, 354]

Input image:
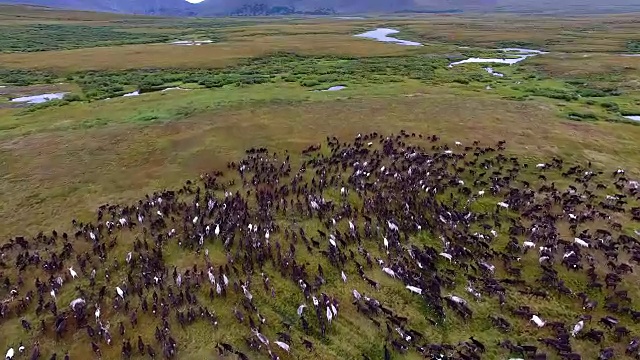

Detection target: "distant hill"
[0, 0, 639, 16]
[0, 0, 199, 15]
[0, 0, 419, 15]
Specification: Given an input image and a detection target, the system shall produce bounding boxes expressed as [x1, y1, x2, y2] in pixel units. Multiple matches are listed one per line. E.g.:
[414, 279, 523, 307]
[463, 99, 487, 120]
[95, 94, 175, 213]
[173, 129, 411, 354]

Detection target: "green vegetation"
[1, 54, 445, 99]
[0, 24, 196, 52]
[577, 87, 620, 97]
[0, 68, 57, 85]
[1, 49, 637, 128]
[525, 87, 580, 101]
[496, 40, 544, 49]
[566, 110, 599, 121]
[4, 49, 637, 125]
[627, 40, 640, 53]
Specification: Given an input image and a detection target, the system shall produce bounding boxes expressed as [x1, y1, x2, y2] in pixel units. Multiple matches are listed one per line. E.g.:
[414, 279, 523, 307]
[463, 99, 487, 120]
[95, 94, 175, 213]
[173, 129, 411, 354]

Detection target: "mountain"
[1, 0, 639, 15]
[0, 0, 199, 15]
[0, 0, 460, 15]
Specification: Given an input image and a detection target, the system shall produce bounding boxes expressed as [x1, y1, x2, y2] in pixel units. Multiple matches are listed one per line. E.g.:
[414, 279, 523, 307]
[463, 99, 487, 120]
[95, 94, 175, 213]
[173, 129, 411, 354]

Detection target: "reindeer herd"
[1, 131, 640, 360]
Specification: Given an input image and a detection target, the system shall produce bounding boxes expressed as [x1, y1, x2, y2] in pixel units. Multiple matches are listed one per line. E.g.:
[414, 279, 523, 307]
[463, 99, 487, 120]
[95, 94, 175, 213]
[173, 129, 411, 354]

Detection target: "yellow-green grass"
[2, 90, 640, 358]
[1, 84, 640, 239]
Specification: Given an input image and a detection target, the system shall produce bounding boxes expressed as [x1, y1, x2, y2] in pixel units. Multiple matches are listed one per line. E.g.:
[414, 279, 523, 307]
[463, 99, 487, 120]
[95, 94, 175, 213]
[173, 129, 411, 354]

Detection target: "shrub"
[600, 102, 620, 112]
[527, 87, 578, 101]
[0, 69, 57, 86]
[300, 79, 320, 87]
[577, 88, 615, 97]
[627, 40, 640, 53]
[64, 93, 83, 102]
[497, 40, 542, 49]
[567, 111, 598, 121]
[0, 24, 198, 53]
[18, 99, 69, 114]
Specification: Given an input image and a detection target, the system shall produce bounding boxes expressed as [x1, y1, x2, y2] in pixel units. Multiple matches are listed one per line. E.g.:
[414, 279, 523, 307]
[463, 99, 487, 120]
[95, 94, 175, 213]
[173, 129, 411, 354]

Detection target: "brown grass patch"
[530, 53, 640, 76]
[0, 34, 418, 71]
[0, 4, 147, 24]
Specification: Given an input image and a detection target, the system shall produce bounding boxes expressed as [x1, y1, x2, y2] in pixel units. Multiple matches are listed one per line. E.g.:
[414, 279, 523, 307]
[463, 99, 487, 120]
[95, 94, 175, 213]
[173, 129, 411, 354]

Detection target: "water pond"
[161, 87, 189, 92]
[484, 67, 505, 77]
[11, 93, 67, 104]
[312, 86, 347, 92]
[171, 40, 213, 46]
[354, 28, 422, 46]
[449, 48, 547, 67]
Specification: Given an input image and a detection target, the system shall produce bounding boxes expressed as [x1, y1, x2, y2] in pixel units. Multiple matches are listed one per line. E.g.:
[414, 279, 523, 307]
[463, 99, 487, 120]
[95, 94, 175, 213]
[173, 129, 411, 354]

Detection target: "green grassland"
[1, 5, 640, 360]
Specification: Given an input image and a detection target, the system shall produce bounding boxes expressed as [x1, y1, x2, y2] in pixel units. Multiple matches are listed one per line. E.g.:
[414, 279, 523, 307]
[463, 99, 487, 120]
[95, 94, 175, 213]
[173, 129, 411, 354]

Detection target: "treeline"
[393, 9, 462, 14]
[229, 3, 336, 16]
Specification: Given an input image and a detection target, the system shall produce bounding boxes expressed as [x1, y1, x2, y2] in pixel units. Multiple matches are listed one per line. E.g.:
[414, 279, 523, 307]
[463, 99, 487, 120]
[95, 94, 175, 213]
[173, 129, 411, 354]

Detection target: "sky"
[184, 0, 205, 3]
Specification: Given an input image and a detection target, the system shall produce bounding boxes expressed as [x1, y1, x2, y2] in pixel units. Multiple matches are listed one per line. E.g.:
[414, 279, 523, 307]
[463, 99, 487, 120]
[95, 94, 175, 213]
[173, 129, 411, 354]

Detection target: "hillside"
[0, 0, 199, 15]
[2, 0, 639, 15]
[0, 0, 411, 15]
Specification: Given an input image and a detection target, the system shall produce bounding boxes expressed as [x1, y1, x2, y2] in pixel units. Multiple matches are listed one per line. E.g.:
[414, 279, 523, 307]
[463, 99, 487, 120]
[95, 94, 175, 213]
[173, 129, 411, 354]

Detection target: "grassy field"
[1, 5, 640, 360]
